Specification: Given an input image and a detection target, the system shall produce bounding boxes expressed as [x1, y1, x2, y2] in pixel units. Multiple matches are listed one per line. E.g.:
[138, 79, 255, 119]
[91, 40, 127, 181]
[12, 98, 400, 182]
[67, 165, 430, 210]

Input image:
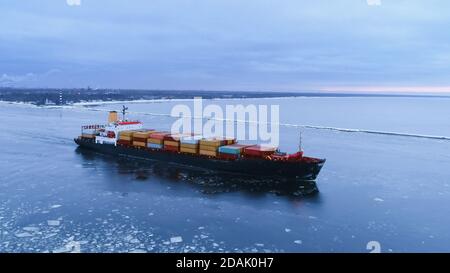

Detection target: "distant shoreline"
[1, 87, 449, 106]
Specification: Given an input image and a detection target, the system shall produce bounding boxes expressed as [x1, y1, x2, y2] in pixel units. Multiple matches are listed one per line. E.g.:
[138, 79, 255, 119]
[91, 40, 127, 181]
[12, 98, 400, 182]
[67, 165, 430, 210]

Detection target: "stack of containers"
[199, 138, 227, 157]
[147, 131, 169, 149]
[132, 130, 155, 148]
[118, 131, 136, 145]
[243, 145, 278, 158]
[163, 134, 183, 152]
[180, 135, 202, 154]
[218, 144, 252, 160]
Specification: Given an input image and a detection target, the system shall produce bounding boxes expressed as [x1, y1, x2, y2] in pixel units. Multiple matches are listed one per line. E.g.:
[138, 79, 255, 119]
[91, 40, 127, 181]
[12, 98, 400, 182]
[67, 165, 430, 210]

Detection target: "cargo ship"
[74, 107, 325, 181]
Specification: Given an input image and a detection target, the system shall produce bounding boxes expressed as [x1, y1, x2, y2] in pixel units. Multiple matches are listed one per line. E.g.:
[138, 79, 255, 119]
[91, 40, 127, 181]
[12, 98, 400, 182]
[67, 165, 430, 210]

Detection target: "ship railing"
[81, 124, 106, 135]
[81, 124, 105, 130]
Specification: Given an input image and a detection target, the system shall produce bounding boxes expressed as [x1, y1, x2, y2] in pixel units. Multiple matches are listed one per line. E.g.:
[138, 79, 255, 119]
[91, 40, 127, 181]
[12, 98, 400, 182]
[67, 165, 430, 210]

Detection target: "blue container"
[147, 143, 163, 149]
[218, 145, 242, 155]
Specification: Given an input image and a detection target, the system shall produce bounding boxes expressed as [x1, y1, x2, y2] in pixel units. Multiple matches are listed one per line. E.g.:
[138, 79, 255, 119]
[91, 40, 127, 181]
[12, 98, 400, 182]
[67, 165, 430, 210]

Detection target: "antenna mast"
[122, 105, 128, 121]
[299, 130, 303, 152]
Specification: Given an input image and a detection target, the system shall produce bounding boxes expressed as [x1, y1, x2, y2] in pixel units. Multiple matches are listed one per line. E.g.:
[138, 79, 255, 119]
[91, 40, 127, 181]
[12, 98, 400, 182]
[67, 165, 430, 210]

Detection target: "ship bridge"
[95, 111, 143, 145]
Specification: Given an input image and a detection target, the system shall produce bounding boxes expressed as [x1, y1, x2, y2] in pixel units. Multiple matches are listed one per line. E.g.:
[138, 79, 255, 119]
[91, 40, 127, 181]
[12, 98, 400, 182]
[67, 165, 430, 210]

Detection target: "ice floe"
[129, 249, 146, 253]
[15, 232, 33, 238]
[170, 236, 183, 243]
[47, 220, 60, 226]
[23, 227, 40, 232]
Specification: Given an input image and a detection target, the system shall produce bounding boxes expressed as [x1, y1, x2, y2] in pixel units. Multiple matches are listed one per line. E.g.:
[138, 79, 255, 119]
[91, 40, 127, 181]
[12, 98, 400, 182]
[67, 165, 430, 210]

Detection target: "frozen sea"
[1, 96, 450, 253]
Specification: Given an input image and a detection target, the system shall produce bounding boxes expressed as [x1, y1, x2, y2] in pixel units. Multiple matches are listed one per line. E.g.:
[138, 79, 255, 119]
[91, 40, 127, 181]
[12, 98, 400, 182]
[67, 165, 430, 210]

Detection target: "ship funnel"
[108, 111, 118, 123]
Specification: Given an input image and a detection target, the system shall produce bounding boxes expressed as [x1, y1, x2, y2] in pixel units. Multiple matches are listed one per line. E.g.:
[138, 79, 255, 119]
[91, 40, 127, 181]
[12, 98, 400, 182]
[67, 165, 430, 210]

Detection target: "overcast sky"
[1, 0, 449, 92]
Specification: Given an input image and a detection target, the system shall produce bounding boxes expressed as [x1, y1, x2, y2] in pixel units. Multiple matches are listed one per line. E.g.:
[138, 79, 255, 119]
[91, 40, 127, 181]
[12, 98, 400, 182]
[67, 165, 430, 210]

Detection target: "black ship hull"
[74, 138, 325, 181]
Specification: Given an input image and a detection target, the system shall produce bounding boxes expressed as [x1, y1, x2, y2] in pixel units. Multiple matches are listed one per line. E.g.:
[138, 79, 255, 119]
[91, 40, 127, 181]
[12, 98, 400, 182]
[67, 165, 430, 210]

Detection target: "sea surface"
[1, 96, 450, 253]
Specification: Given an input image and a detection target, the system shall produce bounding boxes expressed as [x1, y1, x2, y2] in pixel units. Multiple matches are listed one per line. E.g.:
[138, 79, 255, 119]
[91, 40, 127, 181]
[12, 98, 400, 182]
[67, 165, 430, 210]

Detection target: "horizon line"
[2, 86, 450, 96]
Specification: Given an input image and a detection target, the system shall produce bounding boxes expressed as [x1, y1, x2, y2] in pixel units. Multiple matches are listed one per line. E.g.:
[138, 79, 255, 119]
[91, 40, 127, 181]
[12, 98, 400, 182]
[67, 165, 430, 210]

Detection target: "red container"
[149, 132, 170, 140]
[218, 153, 239, 160]
[163, 145, 179, 152]
[164, 134, 183, 141]
[117, 140, 132, 146]
[243, 145, 277, 157]
[132, 137, 147, 143]
[223, 144, 252, 149]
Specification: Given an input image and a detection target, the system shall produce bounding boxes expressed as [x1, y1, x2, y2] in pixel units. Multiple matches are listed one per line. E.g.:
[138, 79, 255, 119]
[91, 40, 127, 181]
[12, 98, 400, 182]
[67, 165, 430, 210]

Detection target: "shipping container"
[133, 130, 155, 139]
[147, 138, 164, 145]
[132, 137, 147, 143]
[243, 145, 278, 157]
[164, 134, 184, 142]
[147, 143, 163, 149]
[199, 138, 226, 147]
[119, 130, 137, 141]
[199, 150, 217, 157]
[218, 153, 239, 160]
[180, 143, 198, 149]
[218, 144, 252, 155]
[164, 140, 180, 147]
[120, 131, 136, 137]
[117, 139, 132, 146]
[180, 147, 197, 154]
[148, 132, 170, 140]
[164, 145, 179, 152]
[120, 131, 133, 136]
[119, 136, 132, 141]
[224, 137, 236, 145]
[133, 141, 146, 148]
[199, 145, 218, 152]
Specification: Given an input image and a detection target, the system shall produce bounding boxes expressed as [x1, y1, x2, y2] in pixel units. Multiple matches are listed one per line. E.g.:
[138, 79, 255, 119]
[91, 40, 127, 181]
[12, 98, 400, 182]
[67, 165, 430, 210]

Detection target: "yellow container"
[199, 139, 223, 147]
[148, 138, 164, 144]
[164, 140, 180, 147]
[199, 145, 218, 152]
[133, 141, 146, 147]
[225, 138, 236, 145]
[120, 131, 135, 136]
[134, 130, 155, 139]
[180, 147, 197, 154]
[180, 143, 198, 149]
[199, 150, 217, 157]
[119, 136, 132, 141]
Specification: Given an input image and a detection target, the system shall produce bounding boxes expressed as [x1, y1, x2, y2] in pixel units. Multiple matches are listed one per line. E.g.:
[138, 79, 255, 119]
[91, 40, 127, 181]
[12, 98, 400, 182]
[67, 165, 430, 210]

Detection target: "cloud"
[0, 69, 61, 87]
[0, 1, 450, 91]
[0, 73, 36, 85]
[366, 0, 382, 6]
[66, 0, 81, 6]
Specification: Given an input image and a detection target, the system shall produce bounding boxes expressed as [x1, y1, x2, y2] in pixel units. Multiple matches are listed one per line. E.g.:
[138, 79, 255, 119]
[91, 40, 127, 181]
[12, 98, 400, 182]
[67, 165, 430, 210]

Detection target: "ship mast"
[122, 105, 128, 121]
[299, 130, 303, 152]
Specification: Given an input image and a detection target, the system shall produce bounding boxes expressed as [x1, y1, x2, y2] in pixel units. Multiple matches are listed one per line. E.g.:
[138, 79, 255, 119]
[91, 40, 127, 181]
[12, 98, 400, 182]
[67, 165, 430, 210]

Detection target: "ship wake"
[73, 107, 450, 141]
